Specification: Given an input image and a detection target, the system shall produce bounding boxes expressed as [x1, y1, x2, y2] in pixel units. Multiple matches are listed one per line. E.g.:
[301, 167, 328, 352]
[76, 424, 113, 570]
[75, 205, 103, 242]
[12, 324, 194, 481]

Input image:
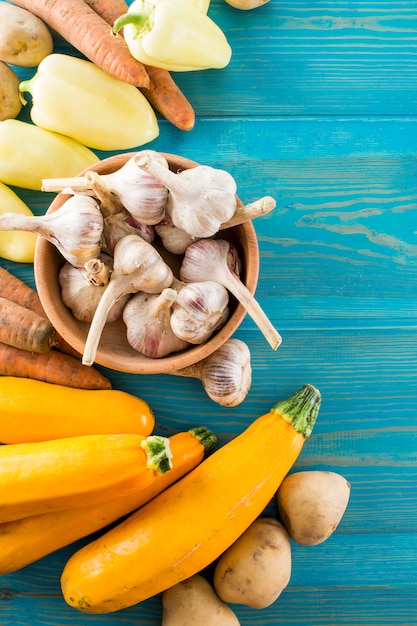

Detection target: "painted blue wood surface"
[0, 1, 417, 625]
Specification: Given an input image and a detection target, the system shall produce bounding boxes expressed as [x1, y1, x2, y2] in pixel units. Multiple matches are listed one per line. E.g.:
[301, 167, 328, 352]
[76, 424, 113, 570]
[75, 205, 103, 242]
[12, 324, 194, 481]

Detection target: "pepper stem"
[273, 384, 321, 438]
[141, 435, 173, 475]
[112, 6, 153, 37]
[189, 426, 217, 456]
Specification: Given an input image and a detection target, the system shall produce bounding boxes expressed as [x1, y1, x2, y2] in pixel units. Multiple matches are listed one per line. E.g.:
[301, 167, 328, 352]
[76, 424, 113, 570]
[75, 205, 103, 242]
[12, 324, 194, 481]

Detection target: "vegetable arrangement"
[0, 427, 216, 574]
[60, 384, 321, 613]
[32, 150, 280, 384]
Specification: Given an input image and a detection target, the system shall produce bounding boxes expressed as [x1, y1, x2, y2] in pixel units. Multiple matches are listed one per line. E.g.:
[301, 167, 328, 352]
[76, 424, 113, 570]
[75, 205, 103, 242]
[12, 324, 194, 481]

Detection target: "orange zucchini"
[0, 427, 216, 574]
[61, 384, 321, 614]
[0, 432, 174, 523]
[0, 377, 154, 443]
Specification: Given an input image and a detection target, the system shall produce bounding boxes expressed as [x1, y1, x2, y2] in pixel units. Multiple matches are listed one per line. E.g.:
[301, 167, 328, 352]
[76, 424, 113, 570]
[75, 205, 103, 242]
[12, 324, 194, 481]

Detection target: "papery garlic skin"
[180, 238, 281, 351]
[199, 338, 252, 406]
[59, 255, 129, 323]
[123, 288, 189, 358]
[175, 338, 252, 407]
[170, 281, 229, 344]
[42, 151, 169, 226]
[0, 194, 103, 267]
[154, 215, 195, 255]
[82, 235, 174, 366]
[135, 151, 237, 238]
[103, 150, 169, 224]
[103, 212, 155, 255]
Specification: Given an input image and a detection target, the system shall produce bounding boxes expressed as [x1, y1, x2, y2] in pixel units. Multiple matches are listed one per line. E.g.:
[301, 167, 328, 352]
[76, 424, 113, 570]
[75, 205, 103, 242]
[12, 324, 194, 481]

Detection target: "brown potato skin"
[162, 574, 241, 626]
[276, 470, 351, 546]
[0, 62, 22, 121]
[0, 4, 53, 67]
[213, 517, 291, 609]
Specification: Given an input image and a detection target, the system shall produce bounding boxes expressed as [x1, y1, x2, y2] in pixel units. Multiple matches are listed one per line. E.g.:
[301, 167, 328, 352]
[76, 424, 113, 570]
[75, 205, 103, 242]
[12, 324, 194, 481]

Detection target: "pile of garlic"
[0, 150, 280, 406]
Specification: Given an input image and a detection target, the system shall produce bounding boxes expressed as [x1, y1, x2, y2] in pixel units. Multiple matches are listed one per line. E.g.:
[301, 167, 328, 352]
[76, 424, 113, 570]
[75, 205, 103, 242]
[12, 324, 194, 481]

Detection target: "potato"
[0, 4, 53, 67]
[162, 574, 240, 626]
[0, 62, 22, 121]
[213, 517, 291, 609]
[276, 470, 351, 546]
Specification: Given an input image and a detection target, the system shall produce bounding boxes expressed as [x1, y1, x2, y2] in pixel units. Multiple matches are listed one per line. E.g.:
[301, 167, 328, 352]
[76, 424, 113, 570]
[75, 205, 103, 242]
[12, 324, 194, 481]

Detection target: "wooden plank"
[174, 0, 417, 116]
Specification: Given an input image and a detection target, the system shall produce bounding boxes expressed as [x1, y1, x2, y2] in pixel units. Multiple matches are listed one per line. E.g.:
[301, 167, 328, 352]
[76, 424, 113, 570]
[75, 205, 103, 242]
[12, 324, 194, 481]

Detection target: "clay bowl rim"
[34, 152, 260, 375]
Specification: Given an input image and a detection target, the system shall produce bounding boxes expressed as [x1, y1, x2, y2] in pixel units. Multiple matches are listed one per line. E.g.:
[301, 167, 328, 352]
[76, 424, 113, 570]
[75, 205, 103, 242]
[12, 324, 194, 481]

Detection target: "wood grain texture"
[0, 0, 417, 624]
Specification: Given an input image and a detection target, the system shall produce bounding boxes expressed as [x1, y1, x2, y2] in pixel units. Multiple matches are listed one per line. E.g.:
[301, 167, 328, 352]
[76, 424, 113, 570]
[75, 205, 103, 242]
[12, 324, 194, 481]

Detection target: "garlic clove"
[180, 238, 281, 351]
[170, 280, 229, 344]
[82, 235, 174, 366]
[175, 338, 252, 407]
[123, 288, 190, 359]
[134, 151, 237, 239]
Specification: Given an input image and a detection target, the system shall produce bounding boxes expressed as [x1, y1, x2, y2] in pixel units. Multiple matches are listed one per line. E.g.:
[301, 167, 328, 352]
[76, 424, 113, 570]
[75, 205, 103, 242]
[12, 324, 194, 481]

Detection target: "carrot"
[0, 297, 57, 353]
[0, 343, 111, 390]
[0, 266, 44, 315]
[12, 0, 150, 88]
[141, 65, 195, 131]
[0, 266, 79, 357]
[83, 0, 195, 130]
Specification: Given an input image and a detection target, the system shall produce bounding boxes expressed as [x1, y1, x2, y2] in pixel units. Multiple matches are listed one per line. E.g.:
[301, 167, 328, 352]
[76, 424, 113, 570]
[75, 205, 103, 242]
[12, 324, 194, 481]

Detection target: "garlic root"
[174, 339, 252, 407]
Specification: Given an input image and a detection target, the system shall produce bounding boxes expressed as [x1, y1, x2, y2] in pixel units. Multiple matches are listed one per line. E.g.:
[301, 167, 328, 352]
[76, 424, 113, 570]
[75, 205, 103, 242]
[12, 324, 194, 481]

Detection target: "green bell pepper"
[19, 54, 159, 151]
[113, 0, 231, 72]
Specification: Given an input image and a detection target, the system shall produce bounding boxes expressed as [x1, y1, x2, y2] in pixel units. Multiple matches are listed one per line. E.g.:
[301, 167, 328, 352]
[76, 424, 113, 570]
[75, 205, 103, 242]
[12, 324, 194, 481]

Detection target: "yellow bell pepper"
[0, 182, 37, 263]
[0, 119, 99, 192]
[19, 54, 159, 151]
[113, 0, 231, 72]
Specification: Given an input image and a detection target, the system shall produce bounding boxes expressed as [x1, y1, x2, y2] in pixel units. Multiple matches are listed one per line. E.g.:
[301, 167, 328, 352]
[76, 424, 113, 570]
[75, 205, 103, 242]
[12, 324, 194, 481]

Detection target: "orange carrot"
[0, 343, 111, 390]
[83, 0, 195, 130]
[0, 297, 57, 353]
[0, 266, 79, 357]
[141, 65, 195, 131]
[0, 266, 44, 315]
[12, 0, 150, 88]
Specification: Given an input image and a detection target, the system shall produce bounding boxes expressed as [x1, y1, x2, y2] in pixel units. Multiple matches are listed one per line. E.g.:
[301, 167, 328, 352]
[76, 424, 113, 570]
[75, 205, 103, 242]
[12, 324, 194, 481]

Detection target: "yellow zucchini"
[0, 433, 172, 523]
[0, 428, 216, 574]
[61, 384, 321, 613]
[0, 377, 154, 443]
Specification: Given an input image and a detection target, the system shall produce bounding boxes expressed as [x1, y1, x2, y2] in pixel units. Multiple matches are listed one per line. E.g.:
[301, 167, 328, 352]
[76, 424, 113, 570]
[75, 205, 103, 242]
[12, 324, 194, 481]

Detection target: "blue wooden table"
[1, 1, 417, 624]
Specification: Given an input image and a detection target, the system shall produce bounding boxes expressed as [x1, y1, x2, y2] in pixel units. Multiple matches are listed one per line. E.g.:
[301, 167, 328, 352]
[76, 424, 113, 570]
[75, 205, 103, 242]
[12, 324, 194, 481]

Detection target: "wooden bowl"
[34, 153, 260, 374]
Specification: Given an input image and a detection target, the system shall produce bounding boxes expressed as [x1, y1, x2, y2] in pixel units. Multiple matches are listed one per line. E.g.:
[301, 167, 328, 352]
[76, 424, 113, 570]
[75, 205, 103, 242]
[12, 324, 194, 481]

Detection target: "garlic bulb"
[155, 196, 277, 256]
[59, 255, 129, 323]
[82, 235, 174, 366]
[123, 288, 190, 358]
[0, 194, 103, 267]
[154, 215, 195, 255]
[180, 239, 281, 350]
[170, 281, 229, 344]
[103, 212, 155, 255]
[42, 150, 169, 225]
[175, 339, 252, 407]
[135, 151, 237, 239]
